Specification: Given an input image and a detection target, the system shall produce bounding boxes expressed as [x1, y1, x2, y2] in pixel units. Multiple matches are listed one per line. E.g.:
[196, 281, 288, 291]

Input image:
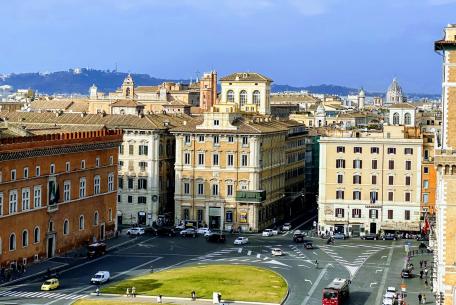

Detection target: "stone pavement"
[0, 233, 137, 287]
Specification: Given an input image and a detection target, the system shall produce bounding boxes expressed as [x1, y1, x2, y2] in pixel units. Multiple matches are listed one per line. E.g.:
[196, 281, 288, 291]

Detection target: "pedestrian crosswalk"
[0, 290, 83, 300]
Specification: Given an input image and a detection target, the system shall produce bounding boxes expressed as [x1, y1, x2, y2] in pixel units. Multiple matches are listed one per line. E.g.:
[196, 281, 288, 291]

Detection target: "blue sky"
[0, 0, 455, 94]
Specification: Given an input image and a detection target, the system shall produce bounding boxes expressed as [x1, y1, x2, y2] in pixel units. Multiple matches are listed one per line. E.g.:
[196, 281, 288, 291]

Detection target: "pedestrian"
[132, 286, 136, 298]
[418, 293, 422, 303]
[191, 290, 196, 301]
[422, 293, 426, 304]
[420, 260, 423, 268]
[424, 260, 428, 267]
[425, 268, 429, 277]
[126, 287, 130, 297]
[96, 287, 100, 296]
[315, 260, 319, 269]
[425, 279, 428, 288]
[420, 270, 424, 279]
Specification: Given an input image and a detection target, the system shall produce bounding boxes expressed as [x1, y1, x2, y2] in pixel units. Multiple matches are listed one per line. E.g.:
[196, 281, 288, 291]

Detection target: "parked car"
[262, 229, 273, 237]
[180, 228, 197, 237]
[361, 233, 378, 240]
[333, 232, 346, 240]
[90, 271, 110, 285]
[234, 237, 249, 245]
[271, 228, 280, 235]
[127, 227, 145, 236]
[152, 226, 177, 237]
[401, 268, 412, 278]
[271, 248, 283, 256]
[87, 242, 107, 258]
[382, 233, 399, 240]
[206, 232, 226, 243]
[293, 233, 305, 243]
[385, 287, 397, 299]
[41, 278, 60, 291]
[304, 241, 314, 249]
[282, 223, 292, 231]
[175, 223, 186, 230]
[197, 227, 211, 235]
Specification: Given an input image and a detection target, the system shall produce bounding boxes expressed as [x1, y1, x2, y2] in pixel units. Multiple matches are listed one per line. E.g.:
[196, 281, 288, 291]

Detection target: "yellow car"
[41, 278, 60, 291]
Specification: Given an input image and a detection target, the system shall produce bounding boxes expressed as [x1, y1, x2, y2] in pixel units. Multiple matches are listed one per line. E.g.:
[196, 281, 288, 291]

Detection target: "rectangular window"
[227, 154, 234, 167]
[353, 175, 362, 184]
[387, 147, 396, 154]
[213, 135, 219, 145]
[65, 162, 71, 172]
[79, 178, 86, 198]
[405, 161, 412, 171]
[81, 160, 86, 169]
[353, 159, 362, 169]
[139, 161, 147, 171]
[423, 166, 429, 174]
[197, 209, 203, 222]
[423, 180, 429, 189]
[369, 209, 378, 219]
[10, 169, 16, 181]
[64, 181, 71, 202]
[336, 159, 346, 168]
[423, 193, 429, 203]
[183, 208, 190, 220]
[336, 146, 345, 153]
[108, 173, 114, 191]
[371, 175, 377, 185]
[109, 208, 113, 222]
[197, 183, 204, 195]
[139, 145, 149, 156]
[335, 208, 344, 218]
[371, 147, 379, 154]
[9, 190, 18, 214]
[354, 147, 362, 153]
[212, 184, 219, 196]
[405, 210, 411, 220]
[34, 186, 41, 208]
[50, 163, 55, 174]
[138, 178, 147, 190]
[95, 157, 100, 168]
[23, 167, 29, 179]
[183, 182, 190, 195]
[213, 153, 219, 166]
[198, 135, 205, 142]
[0, 193, 3, 216]
[94, 176, 101, 194]
[214, 119, 220, 126]
[227, 184, 233, 196]
[337, 174, 343, 184]
[241, 154, 248, 167]
[336, 190, 344, 199]
[388, 176, 394, 185]
[388, 160, 395, 170]
[226, 211, 233, 223]
[352, 208, 361, 218]
[185, 135, 191, 144]
[198, 153, 205, 166]
[387, 210, 393, 220]
[21, 188, 30, 210]
[242, 136, 249, 146]
[119, 145, 124, 155]
[405, 192, 411, 202]
[184, 152, 191, 165]
[35, 166, 40, 177]
[128, 178, 134, 189]
[370, 191, 378, 203]
[228, 136, 234, 143]
[405, 176, 411, 186]
[127, 196, 133, 203]
[129, 145, 134, 155]
[138, 196, 147, 204]
[388, 191, 394, 201]
[353, 191, 361, 200]
[404, 148, 414, 155]
[372, 160, 378, 169]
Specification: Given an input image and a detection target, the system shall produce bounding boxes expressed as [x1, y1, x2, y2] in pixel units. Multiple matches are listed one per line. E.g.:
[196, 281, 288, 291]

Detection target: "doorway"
[100, 224, 105, 241]
[209, 216, 220, 230]
[370, 222, 377, 234]
[47, 236, 55, 258]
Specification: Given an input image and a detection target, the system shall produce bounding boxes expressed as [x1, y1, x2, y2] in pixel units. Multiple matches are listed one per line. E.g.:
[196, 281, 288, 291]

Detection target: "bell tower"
[199, 71, 218, 111]
[121, 74, 135, 99]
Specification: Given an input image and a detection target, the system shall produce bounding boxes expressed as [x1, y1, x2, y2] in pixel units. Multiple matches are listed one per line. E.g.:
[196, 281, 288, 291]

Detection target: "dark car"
[401, 268, 413, 278]
[293, 233, 305, 243]
[149, 226, 176, 237]
[87, 242, 107, 258]
[362, 233, 379, 240]
[206, 233, 226, 243]
[382, 233, 399, 240]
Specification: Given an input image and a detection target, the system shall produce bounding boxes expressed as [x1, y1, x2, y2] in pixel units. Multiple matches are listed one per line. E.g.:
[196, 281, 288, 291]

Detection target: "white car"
[282, 223, 292, 231]
[271, 248, 283, 256]
[271, 228, 280, 235]
[127, 227, 145, 236]
[234, 237, 249, 245]
[90, 271, 110, 284]
[197, 227, 211, 235]
[386, 287, 397, 298]
[382, 298, 394, 305]
[262, 229, 273, 237]
[293, 230, 302, 236]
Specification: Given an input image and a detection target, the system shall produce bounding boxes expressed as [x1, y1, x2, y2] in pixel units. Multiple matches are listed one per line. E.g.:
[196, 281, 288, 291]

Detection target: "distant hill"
[0, 69, 440, 99]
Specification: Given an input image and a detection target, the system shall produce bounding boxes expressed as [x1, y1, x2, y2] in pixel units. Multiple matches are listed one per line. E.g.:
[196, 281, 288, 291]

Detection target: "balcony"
[235, 190, 266, 203]
[47, 204, 58, 213]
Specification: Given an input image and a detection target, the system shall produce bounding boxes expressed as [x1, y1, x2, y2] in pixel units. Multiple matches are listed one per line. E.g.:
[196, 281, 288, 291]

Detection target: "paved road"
[0, 217, 432, 305]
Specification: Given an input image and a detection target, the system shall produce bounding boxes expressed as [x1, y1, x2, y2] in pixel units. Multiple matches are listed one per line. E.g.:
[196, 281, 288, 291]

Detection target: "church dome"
[359, 88, 365, 97]
[386, 78, 404, 104]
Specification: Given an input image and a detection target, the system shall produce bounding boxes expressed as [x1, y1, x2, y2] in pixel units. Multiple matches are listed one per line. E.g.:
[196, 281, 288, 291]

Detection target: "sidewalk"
[0, 233, 137, 287]
[84, 293, 280, 305]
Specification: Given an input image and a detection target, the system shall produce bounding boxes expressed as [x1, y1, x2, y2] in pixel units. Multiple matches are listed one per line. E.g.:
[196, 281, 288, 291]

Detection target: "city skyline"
[1, 0, 455, 94]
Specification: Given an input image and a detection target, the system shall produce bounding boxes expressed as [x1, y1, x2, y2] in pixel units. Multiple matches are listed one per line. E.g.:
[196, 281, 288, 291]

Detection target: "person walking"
[418, 293, 422, 304]
[424, 260, 428, 267]
[425, 279, 429, 288]
[422, 293, 426, 304]
[420, 270, 424, 279]
[126, 287, 130, 297]
[424, 268, 429, 278]
[191, 290, 196, 301]
[420, 260, 423, 268]
[315, 260, 319, 269]
[96, 287, 100, 296]
[157, 294, 162, 303]
[132, 286, 136, 298]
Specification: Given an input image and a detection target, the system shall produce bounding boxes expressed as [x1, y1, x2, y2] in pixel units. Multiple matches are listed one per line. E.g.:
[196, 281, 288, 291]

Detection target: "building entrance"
[370, 222, 377, 234]
[47, 236, 55, 258]
[209, 207, 221, 230]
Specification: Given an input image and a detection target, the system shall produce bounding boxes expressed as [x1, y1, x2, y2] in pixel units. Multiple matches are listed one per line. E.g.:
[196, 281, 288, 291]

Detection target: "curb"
[0, 236, 136, 287]
[280, 278, 290, 305]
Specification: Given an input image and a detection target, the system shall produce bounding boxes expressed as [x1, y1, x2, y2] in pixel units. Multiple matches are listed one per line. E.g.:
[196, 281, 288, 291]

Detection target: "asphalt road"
[0, 216, 429, 305]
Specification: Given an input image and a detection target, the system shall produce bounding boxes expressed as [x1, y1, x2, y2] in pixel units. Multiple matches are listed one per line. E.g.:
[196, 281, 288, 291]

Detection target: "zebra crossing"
[0, 289, 84, 300]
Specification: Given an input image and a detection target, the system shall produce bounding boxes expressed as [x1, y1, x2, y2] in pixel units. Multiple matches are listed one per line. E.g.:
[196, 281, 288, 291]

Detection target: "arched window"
[126, 87, 131, 97]
[253, 90, 261, 106]
[79, 215, 85, 230]
[404, 113, 411, 125]
[239, 90, 248, 107]
[393, 112, 400, 125]
[34, 227, 40, 243]
[94, 211, 99, 226]
[227, 90, 234, 103]
[22, 230, 28, 247]
[9, 233, 16, 251]
[63, 219, 69, 235]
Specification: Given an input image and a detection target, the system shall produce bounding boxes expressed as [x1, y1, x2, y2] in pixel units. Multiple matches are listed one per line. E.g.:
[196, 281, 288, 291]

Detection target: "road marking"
[304, 279, 313, 285]
[381, 255, 387, 259]
[375, 242, 395, 305]
[370, 282, 378, 288]
[247, 250, 252, 256]
[301, 264, 328, 305]
[376, 269, 383, 273]
[298, 264, 310, 268]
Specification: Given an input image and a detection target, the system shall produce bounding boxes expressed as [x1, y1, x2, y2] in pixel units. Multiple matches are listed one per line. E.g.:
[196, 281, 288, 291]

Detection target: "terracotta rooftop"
[111, 100, 144, 107]
[220, 72, 273, 82]
[387, 103, 416, 109]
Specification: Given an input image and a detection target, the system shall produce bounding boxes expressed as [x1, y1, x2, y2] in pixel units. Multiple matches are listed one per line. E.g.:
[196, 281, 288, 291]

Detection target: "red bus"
[322, 278, 351, 305]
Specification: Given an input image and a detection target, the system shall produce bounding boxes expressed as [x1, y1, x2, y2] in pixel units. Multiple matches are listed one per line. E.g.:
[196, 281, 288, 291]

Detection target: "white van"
[90, 271, 110, 284]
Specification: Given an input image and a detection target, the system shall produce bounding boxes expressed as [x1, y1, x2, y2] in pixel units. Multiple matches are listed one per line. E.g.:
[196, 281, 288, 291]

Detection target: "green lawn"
[101, 264, 287, 303]
[74, 300, 160, 305]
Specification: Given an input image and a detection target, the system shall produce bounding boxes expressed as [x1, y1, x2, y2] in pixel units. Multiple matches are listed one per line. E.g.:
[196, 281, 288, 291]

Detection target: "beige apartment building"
[318, 125, 423, 237]
[433, 24, 456, 305]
